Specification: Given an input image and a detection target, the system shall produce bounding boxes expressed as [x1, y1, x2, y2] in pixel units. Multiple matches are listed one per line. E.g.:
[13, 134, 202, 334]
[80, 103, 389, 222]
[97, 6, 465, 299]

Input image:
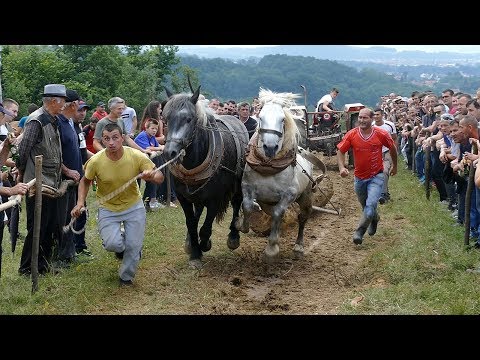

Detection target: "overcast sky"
[196, 45, 480, 54]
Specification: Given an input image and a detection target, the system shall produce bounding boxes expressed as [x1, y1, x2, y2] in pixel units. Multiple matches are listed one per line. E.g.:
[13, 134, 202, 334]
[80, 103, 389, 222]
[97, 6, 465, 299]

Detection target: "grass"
[340, 165, 480, 314]
[1, 164, 480, 314]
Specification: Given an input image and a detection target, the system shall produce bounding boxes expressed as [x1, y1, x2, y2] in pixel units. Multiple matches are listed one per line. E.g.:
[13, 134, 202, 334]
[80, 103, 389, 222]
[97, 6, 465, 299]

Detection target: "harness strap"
[216, 116, 245, 178]
[169, 120, 224, 185]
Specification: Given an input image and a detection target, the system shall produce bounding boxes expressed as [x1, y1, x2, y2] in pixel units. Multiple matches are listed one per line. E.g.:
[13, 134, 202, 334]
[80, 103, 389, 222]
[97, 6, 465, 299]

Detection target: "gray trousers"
[97, 200, 146, 281]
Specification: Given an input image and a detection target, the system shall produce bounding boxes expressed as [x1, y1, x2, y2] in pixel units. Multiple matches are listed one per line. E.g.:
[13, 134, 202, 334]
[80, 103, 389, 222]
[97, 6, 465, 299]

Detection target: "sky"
[196, 45, 480, 54]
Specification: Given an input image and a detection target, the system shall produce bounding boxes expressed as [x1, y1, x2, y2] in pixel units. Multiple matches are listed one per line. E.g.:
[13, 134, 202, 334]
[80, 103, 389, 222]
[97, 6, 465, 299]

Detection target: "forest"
[1, 45, 477, 117]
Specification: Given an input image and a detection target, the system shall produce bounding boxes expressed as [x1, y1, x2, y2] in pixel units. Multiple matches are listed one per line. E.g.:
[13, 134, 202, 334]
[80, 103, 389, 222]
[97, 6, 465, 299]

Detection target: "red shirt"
[337, 127, 395, 180]
[83, 124, 97, 154]
[92, 110, 108, 121]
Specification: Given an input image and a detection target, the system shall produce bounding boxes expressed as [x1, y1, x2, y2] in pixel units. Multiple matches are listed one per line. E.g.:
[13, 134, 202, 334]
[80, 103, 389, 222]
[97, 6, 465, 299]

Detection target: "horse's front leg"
[265, 193, 296, 260]
[293, 187, 313, 259]
[199, 203, 217, 254]
[227, 189, 243, 250]
[236, 183, 256, 234]
[178, 195, 201, 268]
[184, 204, 204, 254]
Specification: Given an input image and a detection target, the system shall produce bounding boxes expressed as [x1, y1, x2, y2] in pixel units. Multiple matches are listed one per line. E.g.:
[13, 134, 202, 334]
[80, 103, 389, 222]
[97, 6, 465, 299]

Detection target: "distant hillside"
[178, 45, 480, 66]
[178, 54, 419, 109]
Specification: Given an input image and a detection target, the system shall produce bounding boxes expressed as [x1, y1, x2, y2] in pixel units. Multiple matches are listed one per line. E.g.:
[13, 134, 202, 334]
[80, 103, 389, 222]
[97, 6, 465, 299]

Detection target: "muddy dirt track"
[180, 155, 387, 315]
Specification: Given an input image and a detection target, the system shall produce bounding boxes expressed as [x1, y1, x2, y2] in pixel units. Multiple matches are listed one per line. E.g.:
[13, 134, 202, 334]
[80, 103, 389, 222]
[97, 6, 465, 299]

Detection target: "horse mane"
[279, 108, 300, 155]
[258, 87, 301, 108]
[258, 88, 301, 157]
[165, 92, 209, 127]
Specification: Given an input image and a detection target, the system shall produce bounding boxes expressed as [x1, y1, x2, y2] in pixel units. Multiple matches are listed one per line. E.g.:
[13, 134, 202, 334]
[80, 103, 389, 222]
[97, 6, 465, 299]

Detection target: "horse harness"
[168, 117, 243, 195]
[245, 132, 296, 176]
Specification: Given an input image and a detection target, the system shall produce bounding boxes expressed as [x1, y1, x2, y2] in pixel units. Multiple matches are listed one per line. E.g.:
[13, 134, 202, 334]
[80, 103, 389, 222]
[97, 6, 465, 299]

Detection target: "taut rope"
[63, 149, 185, 234]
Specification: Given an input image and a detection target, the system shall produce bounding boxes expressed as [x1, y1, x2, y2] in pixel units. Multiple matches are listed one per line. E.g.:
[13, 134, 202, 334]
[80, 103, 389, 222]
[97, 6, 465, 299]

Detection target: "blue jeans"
[354, 172, 385, 220]
[415, 148, 424, 180]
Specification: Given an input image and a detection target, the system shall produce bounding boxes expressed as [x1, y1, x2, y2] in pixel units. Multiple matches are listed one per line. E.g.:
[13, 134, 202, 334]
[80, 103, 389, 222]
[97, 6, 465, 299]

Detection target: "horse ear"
[187, 74, 195, 93]
[191, 85, 201, 104]
[164, 87, 174, 98]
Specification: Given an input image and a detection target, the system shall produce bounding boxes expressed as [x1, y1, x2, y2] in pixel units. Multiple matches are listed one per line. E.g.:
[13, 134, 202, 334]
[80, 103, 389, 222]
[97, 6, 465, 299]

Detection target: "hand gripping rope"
[63, 149, 185, 234]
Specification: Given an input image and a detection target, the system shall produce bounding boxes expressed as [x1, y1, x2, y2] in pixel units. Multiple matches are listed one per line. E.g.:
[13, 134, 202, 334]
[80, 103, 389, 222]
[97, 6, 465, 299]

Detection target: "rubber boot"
[353, 214, 372, 245]
[368, 213, 380, 236]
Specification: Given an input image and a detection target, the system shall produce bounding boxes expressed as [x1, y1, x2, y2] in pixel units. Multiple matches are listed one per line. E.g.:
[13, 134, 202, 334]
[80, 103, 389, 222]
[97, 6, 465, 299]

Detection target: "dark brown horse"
[162, 87, 249, 268]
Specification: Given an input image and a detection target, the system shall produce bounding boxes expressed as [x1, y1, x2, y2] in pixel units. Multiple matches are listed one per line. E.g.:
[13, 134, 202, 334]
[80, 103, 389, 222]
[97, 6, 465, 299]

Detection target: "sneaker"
[149, 200, 164, 210]
[119, 278, 133, 286]
[168, 202, 178, 208]
[115, 250, 124, 260]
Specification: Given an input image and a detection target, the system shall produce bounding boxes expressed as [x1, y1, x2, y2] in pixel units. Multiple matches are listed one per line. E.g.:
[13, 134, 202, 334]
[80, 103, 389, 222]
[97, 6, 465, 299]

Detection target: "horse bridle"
[258, 127, 283, 138]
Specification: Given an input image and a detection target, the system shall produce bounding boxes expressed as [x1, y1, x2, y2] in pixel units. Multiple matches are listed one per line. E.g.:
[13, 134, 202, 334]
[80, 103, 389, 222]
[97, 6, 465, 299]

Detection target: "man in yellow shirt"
[71, 123, 164, 286]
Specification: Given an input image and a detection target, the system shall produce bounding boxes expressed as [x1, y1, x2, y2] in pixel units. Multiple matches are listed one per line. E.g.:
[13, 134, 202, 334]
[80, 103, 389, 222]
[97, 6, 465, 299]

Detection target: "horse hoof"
[264, 244, 279, 259]
[200, 239, 212, 252]
[293, 244, 304, 260]
[188, 259, 203, 270]
[227, 236, 240, 250]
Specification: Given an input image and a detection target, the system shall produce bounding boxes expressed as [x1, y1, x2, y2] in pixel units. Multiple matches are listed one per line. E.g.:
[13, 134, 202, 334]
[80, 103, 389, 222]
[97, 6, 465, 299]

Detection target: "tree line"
[2, 45, 473, 118]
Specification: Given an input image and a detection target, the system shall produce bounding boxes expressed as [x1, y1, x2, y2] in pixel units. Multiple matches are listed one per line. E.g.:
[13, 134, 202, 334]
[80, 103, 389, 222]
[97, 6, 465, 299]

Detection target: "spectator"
[91, 101, 108, 121]
[18, 103, 39, 135]
[121, 101, 138, 138]
[16, 84, 67, 276]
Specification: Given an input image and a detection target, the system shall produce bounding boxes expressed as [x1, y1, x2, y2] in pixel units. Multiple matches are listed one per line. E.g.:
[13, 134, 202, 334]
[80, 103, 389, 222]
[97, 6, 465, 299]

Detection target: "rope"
[62, 207, 88, 234]
[64, 149, 185, 234]
[96, 149, 184, 206]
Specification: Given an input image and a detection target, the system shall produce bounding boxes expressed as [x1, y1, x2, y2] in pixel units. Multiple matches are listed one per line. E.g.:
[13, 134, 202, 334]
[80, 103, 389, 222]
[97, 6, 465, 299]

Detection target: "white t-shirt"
[316, 94, 333, 111]
[121, 106, 137, 135]
[373, 120, 396, 153]
[0, 125, 8, 136]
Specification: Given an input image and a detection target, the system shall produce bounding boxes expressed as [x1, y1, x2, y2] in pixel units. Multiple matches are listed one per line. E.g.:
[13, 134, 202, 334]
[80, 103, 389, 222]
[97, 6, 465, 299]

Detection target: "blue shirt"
[18, 116, 28, 128]
[134, 131, 159, 149]
[58, 114, 84, 178]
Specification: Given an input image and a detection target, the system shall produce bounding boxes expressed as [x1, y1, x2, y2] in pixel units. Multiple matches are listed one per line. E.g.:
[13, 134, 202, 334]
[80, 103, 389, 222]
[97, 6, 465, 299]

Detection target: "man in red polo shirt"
[337, 108, 397, 245]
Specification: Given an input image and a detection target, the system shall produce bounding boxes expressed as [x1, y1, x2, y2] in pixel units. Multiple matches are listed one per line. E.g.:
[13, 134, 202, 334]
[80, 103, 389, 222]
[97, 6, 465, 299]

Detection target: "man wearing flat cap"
[16, 84, 67, 276]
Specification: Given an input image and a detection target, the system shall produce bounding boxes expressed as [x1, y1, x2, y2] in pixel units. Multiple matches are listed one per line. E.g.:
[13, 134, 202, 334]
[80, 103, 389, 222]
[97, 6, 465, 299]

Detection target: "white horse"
[237, 88, 314, 260]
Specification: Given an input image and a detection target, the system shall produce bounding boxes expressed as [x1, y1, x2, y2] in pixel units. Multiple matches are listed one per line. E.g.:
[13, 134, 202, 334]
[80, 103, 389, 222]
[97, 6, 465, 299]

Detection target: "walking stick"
[464, 142, 478, 246]
[411, 135, 416, 175]
[32, 155, 42, 294]
[424, 132, 431, 200]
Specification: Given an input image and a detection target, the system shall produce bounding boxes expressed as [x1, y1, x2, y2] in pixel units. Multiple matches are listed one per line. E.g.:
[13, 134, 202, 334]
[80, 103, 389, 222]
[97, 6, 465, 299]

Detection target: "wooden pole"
[312, 206, 342, 215]
[32, 155, 42, 294]
[424, 133, 431, 200]
[464, 142, 478, 246]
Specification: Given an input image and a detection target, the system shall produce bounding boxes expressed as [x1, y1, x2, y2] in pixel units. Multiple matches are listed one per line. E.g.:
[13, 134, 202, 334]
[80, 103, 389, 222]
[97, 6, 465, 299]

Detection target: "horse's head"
[162, 86, 206, 161]
[257, 102, 286, 158]
[257, 88, 301, 159]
